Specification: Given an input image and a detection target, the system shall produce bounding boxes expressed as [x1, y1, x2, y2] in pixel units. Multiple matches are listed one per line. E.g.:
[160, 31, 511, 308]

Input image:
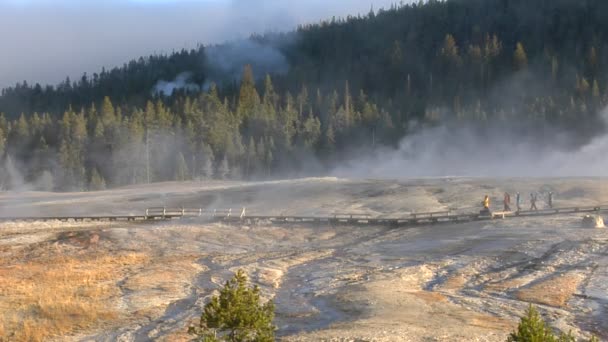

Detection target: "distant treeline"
[2, 0, 608, 190]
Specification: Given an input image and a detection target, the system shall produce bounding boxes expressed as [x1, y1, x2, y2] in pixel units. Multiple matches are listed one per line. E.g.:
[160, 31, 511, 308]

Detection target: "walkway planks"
[0, 205, 606, 227]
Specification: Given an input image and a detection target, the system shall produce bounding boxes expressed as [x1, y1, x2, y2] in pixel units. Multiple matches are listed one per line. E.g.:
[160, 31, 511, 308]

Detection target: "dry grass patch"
[438, 274, 467, 292]
[515, 273, 584, 307]
[411, 290, 449, 303]
[0, 252, 148, 342]
[121, 257, 204, 317]
[485, 277, 529, 293]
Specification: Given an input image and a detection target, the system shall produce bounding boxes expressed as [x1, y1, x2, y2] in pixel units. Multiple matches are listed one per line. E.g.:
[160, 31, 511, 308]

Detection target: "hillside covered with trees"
[2, 0, 608, 190]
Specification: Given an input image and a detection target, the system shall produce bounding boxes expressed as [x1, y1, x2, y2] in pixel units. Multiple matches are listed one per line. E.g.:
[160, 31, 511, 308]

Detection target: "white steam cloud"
[0, 0, 401, 89]
[153, 72, 200, 96]
[333, 109, 608, 178]
[205, 39, 289, 86]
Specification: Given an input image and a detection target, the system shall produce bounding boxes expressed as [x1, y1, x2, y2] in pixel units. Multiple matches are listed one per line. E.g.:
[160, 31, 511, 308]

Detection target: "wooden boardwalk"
[0, 205, 606, 227]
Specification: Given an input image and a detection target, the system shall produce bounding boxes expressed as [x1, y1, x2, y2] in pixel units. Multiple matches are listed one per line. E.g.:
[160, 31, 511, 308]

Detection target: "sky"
[0, 0, 399, 89]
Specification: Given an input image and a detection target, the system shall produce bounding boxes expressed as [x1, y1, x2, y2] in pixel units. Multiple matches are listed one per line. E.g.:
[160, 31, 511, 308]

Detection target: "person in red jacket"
[503, 192, 511, 211]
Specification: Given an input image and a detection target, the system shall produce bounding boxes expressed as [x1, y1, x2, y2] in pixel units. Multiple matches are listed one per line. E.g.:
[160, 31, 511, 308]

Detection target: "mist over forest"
[2, 0, 608, 191]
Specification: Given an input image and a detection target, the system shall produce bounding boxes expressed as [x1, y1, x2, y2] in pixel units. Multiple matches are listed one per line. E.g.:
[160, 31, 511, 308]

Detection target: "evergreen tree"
[592, 80, 600, 100]
[36, 170, 54, 191]
[245, 137, 257, 178]
[188, 270, 275, 342]
[218, 156, 230, 180]
[16, 113, 30, 139]
[507, 305, 598, 342]
[89, 168, 106, 191]
[201, 154, 215, 180]
[301, 115, 321, 149]
[2, 0, 608, 189]
[200, 143, 215, 180]
[237, 65, 260, 119]
[440, 34, 462, 67]
[174, 152, 190, 181]
[0, 126, 5, 157]
[513, 42, 528, 71]
[507, 305, 556, 342]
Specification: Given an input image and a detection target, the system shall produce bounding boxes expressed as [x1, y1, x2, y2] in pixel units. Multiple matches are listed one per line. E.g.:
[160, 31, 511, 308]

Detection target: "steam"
[204, 39, 289, 87]
[152, 39, 290, 94]
[333, 109, 608, 178]
[153, 72, 200, 96]
[1, 155, 27, 191]
[0, 0, 398, 89]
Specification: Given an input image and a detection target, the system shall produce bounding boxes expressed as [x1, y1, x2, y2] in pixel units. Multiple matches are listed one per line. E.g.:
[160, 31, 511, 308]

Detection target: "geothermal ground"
[0, 178, 607, 341]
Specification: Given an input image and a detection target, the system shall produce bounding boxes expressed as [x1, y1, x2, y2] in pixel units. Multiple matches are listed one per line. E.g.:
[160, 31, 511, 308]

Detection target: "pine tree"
[588, 46, 598, 76]
[174, 152, 190, 181]
[218, 156, 230, 180]
[188, 270, 275, 342]
[200, 143, 215, 180]
[323, 123, 336, 156]
[592, 79, 600, 99]
[296, 85, 309, 118]
[246, 137, 256, 178]
[36, 170, 54, 192]
[507, 305, 555, 342]
[301, 115, 321, 149]
[0, 126, 5, 157]
[237, 65, 260, 119]
[262, 74, 279, 116]
[265, 145, 273, 177]
[507, 305, 598, 342]
[551, 56, 559, 82]
[513, 42, 528, 71]
[440, 34, 462, 67]
[390, 40, 404, 70]
[89, 168, 106, 191]
[578, 77, 590, 97]
[100, 96, 116, 127]
[16, 113, 30, 139]
[127, 109, 146, 184]
[201, 154, 215, 180]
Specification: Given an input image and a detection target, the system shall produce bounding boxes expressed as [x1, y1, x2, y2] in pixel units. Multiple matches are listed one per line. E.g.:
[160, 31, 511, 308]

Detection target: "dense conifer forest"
[2, 0, 608, 190]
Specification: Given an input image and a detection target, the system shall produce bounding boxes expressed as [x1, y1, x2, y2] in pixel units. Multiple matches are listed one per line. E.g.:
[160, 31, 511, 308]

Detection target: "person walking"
[530, 193, 538, 211]
[503, 192, 511, 211]
[548, 191, 553, 209]
[482, 195, 490, 214]
[516, 192, 521, 211]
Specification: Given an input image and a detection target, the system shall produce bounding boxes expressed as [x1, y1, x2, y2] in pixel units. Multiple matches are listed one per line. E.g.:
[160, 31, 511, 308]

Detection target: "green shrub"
[507, 305, 598, 342]
[189, 269, 275, 342]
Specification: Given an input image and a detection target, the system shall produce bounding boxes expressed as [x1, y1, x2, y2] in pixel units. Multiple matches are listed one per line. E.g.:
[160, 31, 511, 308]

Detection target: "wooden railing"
[1, 205, 607, 227]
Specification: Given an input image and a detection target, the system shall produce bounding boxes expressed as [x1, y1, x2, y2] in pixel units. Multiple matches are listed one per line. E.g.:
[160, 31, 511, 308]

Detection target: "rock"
[581, 215, 605, 228]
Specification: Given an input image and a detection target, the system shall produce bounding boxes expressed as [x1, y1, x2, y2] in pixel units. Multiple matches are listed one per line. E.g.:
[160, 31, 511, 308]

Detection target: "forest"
[2, 0, 608, 190]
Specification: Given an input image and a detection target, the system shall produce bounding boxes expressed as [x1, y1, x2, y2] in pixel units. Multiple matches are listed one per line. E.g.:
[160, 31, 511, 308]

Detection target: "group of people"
[482, 191, 553, 213]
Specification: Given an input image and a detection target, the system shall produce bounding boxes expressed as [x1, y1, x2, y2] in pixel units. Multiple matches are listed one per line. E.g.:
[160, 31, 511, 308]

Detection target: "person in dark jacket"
[530, 193, 538, 211]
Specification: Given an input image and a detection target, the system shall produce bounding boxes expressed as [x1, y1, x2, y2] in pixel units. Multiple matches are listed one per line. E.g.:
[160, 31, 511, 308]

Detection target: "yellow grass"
[0, 253, 148, 342]
[515, 273, 583, 307]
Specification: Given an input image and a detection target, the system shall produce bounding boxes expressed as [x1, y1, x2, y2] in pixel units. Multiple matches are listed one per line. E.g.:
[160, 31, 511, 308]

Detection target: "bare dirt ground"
[0, 177, 607, 341]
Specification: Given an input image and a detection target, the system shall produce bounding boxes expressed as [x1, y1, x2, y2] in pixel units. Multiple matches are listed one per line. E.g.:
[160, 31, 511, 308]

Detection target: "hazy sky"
[0, 0, 399, 89]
